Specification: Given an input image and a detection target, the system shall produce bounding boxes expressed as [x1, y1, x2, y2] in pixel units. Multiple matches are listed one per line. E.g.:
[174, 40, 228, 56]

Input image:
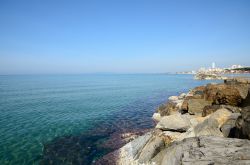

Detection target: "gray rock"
[116, 131, 152, 165]
[235, 106, 250, 139]
[152, 136, 250, 165]
[194, 108, 233, 137]
[137, 134, 165, 163]
[156, 114, 191, 132]
[221, 113, 241, 137]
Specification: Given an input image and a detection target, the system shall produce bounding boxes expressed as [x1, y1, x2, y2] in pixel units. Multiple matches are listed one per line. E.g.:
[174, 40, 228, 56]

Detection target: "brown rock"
[204, 84, 243, 106]
[202, 105, 221, 117]
[157, 102, 177, 116]
[191, 86, 206, 99]
[181, 99, 189, 111]
[187, 99, 212, 116]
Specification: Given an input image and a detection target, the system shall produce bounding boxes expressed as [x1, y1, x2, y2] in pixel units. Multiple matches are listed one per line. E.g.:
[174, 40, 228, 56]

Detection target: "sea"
[0, 74, 221, 165]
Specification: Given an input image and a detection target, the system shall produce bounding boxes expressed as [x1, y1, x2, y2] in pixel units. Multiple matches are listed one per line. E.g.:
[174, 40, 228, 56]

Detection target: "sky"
[0, 0, 250, 74]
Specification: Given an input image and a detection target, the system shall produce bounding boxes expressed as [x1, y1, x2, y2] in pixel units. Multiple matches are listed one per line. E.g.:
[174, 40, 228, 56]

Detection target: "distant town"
[177, 63, 250, 75]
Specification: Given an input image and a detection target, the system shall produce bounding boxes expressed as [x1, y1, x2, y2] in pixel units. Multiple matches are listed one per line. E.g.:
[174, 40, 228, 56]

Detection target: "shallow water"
[0, 74, 220, 164]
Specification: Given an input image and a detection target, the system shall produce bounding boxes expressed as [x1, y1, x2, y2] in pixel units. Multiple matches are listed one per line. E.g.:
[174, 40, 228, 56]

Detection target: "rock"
[194, 73, 227, 80]
[242, 90, 250, 107]
[222, 104, 242, 113]
[168, 96, 179, 102]
[161, 131, 183, 145]
[157, 102, 177, 116]
[152, 113, 161, 122]
[220, 113, 241, 137]
[116, 132, 152, 165]
[225, 78, 250, 85]
[235, 84, 249, 99]
[190, 86, 206, 99]
[204, 84, 243, 106]
[178, 93, 186, 99]
[152, 136, 250, 165]
[187, 99, 212, 116]
[137, 134, 165, 163]
[175, 100, 183, 110]
[156, 114, 191, 132]
[181, 99, 189, 112]
[193, 108, 233, 137]
[202, 104, 241, 117]
[202, 104, 221, 116]
[235, 106, 250, 139]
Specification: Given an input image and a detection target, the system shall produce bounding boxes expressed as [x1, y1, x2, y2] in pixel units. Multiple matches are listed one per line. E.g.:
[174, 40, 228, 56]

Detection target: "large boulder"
[220, 113, 241, 137]
[235, 106, 250, 139]
[137, 134, 165, 163]
[193, 108, 235, 137]
[204, 84, 243, 106]
[187, 99, 212, 116]
[156, 114, 191, 132]
[116, 132, 152, 165]
[151, 136, 250, 165]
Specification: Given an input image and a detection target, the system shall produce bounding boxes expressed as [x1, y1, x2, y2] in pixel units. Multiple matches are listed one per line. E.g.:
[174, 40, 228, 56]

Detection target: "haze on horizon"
[0, 0, 250, 75]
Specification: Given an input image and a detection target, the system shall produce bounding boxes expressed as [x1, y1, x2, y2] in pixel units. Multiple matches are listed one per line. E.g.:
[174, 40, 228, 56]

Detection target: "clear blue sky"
[0, 0, 250, 74]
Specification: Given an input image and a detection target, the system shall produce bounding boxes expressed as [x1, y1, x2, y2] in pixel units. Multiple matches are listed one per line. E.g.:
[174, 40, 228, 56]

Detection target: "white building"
[231, 65, 243, 69]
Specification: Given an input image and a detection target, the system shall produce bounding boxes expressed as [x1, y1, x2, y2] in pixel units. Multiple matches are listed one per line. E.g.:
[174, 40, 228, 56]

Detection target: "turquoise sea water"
[0, 74, 220, 164]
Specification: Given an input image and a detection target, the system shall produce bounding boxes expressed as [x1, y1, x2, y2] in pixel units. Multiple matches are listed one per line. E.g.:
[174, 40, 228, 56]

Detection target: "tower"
[212, 62, 216, 69]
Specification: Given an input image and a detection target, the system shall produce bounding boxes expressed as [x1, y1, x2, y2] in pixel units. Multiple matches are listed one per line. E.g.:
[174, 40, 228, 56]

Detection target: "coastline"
[96, 77, 250, 165]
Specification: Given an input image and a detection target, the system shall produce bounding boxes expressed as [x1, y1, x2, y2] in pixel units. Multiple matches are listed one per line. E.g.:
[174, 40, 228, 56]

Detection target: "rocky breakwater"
[194, 72, 227, 80]
[96, 78, 250, 165]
